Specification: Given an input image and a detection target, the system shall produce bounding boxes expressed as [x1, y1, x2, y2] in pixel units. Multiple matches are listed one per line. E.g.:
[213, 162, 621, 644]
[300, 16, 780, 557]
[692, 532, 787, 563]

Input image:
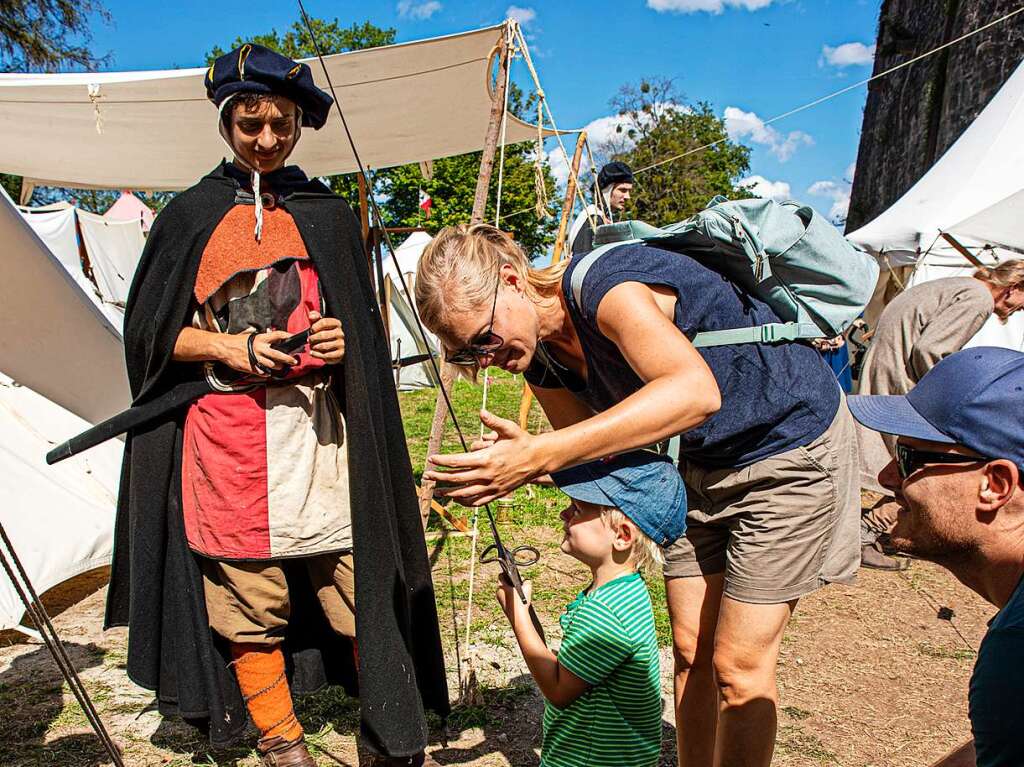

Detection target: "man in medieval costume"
[567, 161, 634, 257]
[105, 44, 448, 766]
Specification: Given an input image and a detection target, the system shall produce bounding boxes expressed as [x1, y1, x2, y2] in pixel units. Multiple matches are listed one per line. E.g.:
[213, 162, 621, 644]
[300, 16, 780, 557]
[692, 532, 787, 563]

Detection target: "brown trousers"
[200, 552, 356, 645]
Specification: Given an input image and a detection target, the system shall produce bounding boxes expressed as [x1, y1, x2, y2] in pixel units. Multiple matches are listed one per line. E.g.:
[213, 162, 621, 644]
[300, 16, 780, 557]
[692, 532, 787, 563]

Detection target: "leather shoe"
[258, 735, 317, 767]
[861, 542, 910, 571]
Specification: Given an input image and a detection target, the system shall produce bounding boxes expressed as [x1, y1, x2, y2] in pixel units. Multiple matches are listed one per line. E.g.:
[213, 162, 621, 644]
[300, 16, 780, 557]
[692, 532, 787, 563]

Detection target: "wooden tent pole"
[940, 232, 986, 269]
[517, 130, 587, 430]
[551, 131, 588, 265]
[419, 26, 511, 520]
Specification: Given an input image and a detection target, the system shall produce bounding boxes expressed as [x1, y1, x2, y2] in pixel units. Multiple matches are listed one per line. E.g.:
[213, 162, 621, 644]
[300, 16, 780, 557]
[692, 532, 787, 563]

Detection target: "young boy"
[496, 451, 687, 767]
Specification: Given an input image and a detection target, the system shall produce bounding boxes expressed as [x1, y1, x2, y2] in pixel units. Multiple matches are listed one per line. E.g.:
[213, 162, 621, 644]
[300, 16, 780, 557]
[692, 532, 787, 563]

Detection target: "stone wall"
[846, 0, 1024, 232]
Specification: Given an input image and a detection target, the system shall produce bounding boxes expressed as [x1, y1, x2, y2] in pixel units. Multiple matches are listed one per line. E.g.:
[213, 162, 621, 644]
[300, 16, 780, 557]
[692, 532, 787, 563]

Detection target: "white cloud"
[723, 107, 813, 162]
[647, 0, 774, 13]
[397, 0, 442, 20]
[808, 179, 851, 224]
[506, 5, 536, 24]
[820, 42, 876, 68]
[739, 175, 791, 200]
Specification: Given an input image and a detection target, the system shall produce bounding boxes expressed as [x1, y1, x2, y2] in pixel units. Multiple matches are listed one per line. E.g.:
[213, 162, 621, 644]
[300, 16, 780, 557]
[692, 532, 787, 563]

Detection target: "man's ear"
[978, 460, 1020, 512]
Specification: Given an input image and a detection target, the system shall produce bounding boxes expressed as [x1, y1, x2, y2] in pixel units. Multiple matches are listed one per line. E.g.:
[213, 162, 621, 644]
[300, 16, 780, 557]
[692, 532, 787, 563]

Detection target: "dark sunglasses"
[446, 271, 505, 367]
[895, 443, 987, 480]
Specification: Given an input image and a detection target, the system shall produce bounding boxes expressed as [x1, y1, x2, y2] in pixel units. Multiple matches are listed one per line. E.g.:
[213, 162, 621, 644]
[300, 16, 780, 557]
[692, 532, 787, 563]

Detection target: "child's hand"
[496, 576, 533, 622]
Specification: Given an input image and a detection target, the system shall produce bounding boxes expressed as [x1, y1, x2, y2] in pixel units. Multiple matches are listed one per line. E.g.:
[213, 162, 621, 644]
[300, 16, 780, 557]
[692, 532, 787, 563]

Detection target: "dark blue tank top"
[525, 244, 840, 468]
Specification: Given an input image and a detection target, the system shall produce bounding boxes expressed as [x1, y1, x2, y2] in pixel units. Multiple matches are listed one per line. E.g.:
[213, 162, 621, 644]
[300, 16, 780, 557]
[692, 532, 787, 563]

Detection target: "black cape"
[105, 161, 449, 755]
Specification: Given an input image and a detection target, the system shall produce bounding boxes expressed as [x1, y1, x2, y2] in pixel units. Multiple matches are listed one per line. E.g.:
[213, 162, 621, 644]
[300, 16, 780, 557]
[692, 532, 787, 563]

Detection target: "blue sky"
[86, 0, 883, 222]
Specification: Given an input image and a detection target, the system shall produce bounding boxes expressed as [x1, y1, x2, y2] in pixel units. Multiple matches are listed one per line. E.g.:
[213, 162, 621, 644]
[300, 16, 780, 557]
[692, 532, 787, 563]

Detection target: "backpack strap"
[692, 322, 822, 348]
[568, 241, 640, 310]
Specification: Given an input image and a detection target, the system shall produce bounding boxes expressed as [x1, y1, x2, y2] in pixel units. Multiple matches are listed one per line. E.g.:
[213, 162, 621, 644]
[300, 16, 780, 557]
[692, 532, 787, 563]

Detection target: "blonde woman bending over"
[416, 224, 860, 767]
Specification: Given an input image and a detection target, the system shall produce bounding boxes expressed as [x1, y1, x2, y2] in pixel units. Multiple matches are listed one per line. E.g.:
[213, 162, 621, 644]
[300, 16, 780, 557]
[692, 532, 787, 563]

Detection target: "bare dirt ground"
[0, 546, 991, 767]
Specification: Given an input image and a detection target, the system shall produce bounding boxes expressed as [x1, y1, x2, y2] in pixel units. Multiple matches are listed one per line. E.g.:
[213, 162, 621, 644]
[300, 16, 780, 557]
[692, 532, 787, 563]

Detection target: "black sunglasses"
[895, 443, 987, 480]
[446, 271, 505, 367]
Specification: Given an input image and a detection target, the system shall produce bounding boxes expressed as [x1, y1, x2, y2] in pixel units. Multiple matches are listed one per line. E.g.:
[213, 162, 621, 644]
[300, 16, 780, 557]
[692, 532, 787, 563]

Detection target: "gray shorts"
[663, 401, 861, 604]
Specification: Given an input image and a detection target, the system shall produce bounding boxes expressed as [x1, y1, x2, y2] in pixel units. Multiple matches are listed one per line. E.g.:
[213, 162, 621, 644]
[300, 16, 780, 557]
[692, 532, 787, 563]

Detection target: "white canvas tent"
[848, 58, 1024, 351]
[0, 186, 131, 424]
[0, 373, 123, 631]
[382, 232, 440, 390]
[0, 189, 130, 633]
[0, 24, 550, 191]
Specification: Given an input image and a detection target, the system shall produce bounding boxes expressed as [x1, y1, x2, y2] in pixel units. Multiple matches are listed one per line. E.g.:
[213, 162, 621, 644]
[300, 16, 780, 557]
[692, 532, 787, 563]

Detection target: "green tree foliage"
[207, 17, 557, 257]
[602, 78, 752, 226]
[1, 174, 20, 200]
[206, 19, 396, 64]
[0, 0, 110, 72]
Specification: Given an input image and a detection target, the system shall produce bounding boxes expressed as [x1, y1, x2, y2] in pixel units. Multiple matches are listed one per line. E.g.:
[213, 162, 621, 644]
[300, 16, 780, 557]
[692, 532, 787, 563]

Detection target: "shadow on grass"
[0, 641, 113, 767]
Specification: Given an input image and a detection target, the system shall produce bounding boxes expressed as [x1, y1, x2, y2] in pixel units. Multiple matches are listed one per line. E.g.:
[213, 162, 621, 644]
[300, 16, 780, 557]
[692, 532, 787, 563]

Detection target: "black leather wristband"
[246, 332, 273, 375]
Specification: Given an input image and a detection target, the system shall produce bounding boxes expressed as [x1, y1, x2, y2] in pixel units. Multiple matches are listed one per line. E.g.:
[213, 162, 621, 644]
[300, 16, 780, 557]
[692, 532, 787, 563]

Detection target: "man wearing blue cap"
[108, 43, 447, 766]
[496, 450, 686, 767]
[849, 347, 1024, 767]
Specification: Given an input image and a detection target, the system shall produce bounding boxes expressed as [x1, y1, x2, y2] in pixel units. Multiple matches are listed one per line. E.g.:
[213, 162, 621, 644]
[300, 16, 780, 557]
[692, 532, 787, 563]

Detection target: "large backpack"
[578, 196, 879, 348]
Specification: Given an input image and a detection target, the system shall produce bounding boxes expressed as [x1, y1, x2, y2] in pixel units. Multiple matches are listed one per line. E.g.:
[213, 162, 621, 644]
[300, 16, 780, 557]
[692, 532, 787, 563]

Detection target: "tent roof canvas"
[848, 59, 1024, 258]
[0, 24, 554, 191]
[0, 186, 130, 424]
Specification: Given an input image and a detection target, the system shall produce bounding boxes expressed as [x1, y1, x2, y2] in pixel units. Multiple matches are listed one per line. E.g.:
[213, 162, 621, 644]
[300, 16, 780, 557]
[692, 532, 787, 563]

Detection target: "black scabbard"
[46, 379, 214, 465]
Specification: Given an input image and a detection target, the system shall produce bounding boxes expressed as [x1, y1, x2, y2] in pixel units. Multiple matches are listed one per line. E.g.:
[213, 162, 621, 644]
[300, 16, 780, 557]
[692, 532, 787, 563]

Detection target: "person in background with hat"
[568, 160, 634, 257]
[496, 450, 685, 767]
[849, 347, 1024, 767]
[106, 43, 447, 766]
[856, 261, 1024, 571]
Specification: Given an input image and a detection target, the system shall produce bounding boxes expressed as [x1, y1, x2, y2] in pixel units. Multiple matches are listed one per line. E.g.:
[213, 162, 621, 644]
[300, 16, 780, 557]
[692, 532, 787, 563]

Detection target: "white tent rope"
[493, 26, 515, 226]
[463, 23, 514, 684]
[511, 24, 597, 233]
[632, 4, 1024, 176]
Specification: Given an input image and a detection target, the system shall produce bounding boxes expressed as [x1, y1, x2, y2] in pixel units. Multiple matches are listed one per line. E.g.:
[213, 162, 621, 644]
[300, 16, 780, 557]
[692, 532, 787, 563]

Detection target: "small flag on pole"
[418, 188, 432, 218]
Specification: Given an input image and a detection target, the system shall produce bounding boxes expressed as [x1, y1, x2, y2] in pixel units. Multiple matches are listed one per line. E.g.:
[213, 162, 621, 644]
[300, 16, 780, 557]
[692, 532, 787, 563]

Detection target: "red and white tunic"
[181, 203, 351, 561]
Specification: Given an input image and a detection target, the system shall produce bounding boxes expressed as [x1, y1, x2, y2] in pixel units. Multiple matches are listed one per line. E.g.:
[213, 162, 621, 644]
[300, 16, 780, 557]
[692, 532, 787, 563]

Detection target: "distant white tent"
[848, 58, 1024, 351]
[382, 232, 440, 390]
[16, 201, 139, 323]
[77, 209, 146, 307]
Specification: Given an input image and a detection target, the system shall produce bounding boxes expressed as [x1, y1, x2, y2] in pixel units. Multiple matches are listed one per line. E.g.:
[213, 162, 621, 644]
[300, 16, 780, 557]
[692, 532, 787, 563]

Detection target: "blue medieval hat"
[205, 43, 333, 129]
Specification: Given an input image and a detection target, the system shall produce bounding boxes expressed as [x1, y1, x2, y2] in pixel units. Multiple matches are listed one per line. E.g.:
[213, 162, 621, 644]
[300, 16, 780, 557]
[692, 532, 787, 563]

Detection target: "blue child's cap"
[550, 451, 687, 547]
[849, 347, 1024, 471]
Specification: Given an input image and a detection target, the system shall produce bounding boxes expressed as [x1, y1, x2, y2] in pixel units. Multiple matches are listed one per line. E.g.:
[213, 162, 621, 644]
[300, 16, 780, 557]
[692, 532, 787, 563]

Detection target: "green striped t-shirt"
[541, 572, 661, 767]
